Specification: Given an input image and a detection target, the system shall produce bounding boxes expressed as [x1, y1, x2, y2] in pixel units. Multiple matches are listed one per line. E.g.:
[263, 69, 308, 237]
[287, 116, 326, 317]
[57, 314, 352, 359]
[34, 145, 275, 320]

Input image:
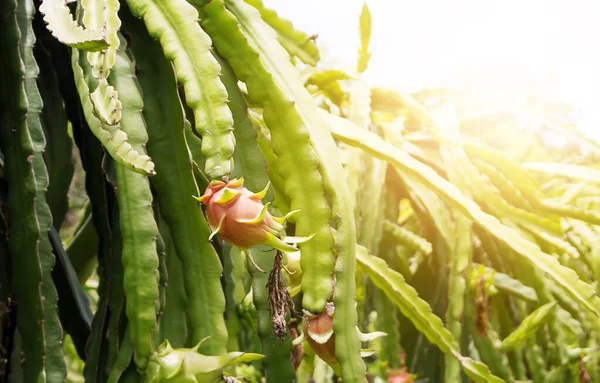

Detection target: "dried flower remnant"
[266, 251, 296, 341]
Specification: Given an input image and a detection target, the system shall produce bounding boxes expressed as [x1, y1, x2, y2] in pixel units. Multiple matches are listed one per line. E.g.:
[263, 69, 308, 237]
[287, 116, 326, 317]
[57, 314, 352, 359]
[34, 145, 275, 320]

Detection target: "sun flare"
[265, 0, 600, 141]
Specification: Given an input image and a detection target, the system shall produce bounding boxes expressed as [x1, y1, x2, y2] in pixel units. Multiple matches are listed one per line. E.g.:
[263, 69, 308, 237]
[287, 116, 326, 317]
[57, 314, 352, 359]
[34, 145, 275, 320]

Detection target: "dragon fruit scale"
[195, 178, 305, 252]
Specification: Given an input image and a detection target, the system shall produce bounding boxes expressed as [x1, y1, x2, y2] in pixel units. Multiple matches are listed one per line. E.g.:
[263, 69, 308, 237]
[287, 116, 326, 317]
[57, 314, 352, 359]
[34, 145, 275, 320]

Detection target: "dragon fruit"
[195, 178, 307, 253]
[304, 302, 337, 365]
[387, 369, 417, 383]
[295, 302, 387, 373]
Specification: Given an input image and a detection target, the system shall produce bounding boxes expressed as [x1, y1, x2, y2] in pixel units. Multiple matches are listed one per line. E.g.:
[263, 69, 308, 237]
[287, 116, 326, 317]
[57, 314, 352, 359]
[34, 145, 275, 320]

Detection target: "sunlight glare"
[264, 0, 600, 141]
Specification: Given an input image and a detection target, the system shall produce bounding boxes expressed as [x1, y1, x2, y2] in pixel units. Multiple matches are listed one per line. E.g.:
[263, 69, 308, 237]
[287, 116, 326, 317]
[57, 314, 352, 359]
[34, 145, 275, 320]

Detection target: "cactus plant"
[0, 1, 599, 382]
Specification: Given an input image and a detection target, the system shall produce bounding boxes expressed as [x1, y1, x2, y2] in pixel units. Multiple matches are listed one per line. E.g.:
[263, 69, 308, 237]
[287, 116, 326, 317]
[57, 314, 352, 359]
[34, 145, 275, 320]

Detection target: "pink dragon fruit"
[387, 352, 416, 383]
[387, 369, 417, 383]
[195, 178, 304, 253]
[304, 302, 337, 365]
[297, 302, 387, 372]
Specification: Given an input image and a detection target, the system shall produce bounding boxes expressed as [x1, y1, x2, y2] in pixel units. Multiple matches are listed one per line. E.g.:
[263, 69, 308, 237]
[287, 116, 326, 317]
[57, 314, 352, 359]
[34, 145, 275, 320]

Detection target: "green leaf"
[156, 217, 189, 349]
[201, 1, 365, 380]
[89, 80, 122, 125]
[213, 51, 296, 379]
[444, 212, 471, 383]
[81, 0, 121, 79]
[370, 87, 432, 128]
[306, 69, 356, 85]
[223, 352, 266, 366]
[500, 302, 557, 351]
[246, 107, 290, 212]
[38, 0, 108, 51]
[473, 265, 538, 303]
[357, 2, 371, 73]
[66, 212, 99, 284]
[0, 0, 67, 379]
[305, 69, 356, 106]
[106, 326, 134, 383]
[462, 140, 541, 202]
[522, 162, 600, 184]
[34, 34, 75, 229]
[109, 32, 161, 369]
[243, 0, 320, 65]
[71, 48, 156, 175]
[541, 200, 600, 226]
[519, 222, 578, 259]
[524, 344, 547, 383]
[468, 147, 600, 226]
[49, 226, 93, 361]
[356, 246, 505, 383]
[383, 220, 432, 255]
[120, 8, 227, 354]
[68, 72, 116, 383]
[322, 109, 600, 320]
[126, 0, 236, 179]
[544, 119, 600, 157]
[381, 123, 454, 247]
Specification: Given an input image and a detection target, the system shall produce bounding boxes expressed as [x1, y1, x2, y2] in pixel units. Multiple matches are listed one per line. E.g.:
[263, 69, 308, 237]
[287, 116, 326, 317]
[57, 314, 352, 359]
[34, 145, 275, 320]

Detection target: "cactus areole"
[195, 178, 304, 252]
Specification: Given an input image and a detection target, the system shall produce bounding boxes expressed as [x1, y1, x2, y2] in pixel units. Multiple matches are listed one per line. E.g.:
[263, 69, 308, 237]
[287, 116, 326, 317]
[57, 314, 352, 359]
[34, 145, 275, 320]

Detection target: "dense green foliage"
[1, 0, 600, 382]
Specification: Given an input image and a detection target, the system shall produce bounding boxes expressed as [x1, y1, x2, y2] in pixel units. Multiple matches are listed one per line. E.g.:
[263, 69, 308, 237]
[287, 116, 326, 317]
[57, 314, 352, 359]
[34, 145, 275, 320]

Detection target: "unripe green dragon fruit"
[144, 338, 263, 383]
[195, 178, 311, 253]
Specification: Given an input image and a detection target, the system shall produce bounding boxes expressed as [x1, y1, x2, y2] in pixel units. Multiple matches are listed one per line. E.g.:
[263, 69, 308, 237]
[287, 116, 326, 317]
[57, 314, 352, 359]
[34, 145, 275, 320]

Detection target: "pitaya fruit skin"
[387, 369, 417, 383]
[304, 302, 337, 366]
[195, 178, 298, 252]
[301, 302, 387, 369]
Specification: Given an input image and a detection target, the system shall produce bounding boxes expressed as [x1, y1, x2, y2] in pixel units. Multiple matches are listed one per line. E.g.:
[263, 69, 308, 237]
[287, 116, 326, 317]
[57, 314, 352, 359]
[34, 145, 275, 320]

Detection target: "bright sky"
[264, 0, 600, 142]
